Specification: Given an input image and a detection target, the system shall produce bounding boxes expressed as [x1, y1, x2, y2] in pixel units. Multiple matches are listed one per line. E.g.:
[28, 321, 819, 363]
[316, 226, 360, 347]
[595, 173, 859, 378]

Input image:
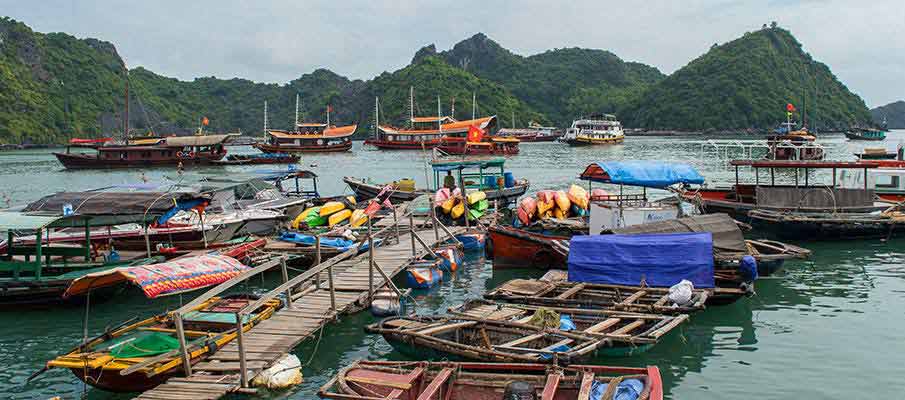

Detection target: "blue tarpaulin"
[567, 233, 714, 288]
[579, 161, 704, 188]
[278, 232, 378, 252]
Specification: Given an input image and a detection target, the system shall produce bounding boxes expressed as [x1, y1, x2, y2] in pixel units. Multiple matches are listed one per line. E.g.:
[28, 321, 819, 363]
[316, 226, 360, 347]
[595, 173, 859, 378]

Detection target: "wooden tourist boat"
[448, 299, 688, 356]
[210, 152, 300, 165]
[496, 121, 561, 142]
[44, 294, 280, 392]
[679, 160, 899, 221]
[366, 316, 606, 364]
[318, 360, 663, 400]
[767, 119, 824, 160]
[366, 115, 498, 150]
[0, 191, 211, 306]
[436, 135, 521, 155]
[344, 158, 528, 204]
[561, 114, 625, 146]
[254, 122, 356, 153]
[54, 134, 234, 169]
[484, 279, 741, 313]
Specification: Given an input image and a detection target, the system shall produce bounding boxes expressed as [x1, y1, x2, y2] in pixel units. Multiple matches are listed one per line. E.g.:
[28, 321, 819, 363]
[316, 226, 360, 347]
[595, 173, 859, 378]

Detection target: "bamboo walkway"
[135, 220, 465, 400]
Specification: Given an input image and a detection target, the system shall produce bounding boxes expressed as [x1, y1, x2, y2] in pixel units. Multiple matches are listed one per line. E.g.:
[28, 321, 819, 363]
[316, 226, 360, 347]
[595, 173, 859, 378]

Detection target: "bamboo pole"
[173, 313, 192, 377]
[315, 235, 321, 289]
[368, 219, 374, 302]
[280, 257, 292, 308]
[235, 312, 248, 387]
[409, 213, 416, 256]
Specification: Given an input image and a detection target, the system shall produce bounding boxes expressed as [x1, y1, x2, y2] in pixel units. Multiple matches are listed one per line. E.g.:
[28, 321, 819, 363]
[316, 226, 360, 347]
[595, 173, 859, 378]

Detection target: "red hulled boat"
[54, 134, 233, 169]
[365, 115, 498, 150]
[254, 122, 356, 153]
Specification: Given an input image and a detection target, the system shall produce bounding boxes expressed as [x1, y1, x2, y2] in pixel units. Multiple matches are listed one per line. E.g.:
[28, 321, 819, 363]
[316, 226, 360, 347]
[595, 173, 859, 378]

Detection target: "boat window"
[142, 151, 150, 158]
[875, 174, 900, 189]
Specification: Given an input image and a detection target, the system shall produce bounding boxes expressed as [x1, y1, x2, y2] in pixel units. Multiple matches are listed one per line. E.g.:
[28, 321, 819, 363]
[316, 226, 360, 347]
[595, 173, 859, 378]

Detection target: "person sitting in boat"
[443, 171, 456, 190]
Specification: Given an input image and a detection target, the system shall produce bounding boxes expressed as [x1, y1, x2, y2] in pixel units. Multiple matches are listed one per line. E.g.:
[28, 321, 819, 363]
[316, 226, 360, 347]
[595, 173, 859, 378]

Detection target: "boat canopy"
[431, 158, 506, 172]
[729, 160, 881, 169]
[613, 214, 747, 257]
[63, 255, 250, 298]
[0, 211, 61, 231]
[568, 232, 715, 288]
[162, 134, 234, 147]
[579, 161, 704, 188]
[21, 191, 210, 226]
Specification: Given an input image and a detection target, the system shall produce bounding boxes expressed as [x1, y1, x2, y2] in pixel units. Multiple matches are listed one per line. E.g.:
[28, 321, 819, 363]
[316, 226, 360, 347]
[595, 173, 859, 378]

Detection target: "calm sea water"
[2, 131, 905, 399]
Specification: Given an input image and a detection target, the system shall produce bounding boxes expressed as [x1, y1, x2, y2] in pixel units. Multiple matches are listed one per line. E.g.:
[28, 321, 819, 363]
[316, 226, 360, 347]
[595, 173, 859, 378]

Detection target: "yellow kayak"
[441, 197, 457, 214]
[466, 191, 486, 205]
[451, 200, 465, 219]
[320, 201, 346, 216]
[554, 207, 566, 219]
[537, 199, 554, 216]
[328, 209, 352, 227]
[554, 190, 571, 211]
[291, 207, 319, 229]
[350, 209, 368, 228]
[568, 185, 589, 209]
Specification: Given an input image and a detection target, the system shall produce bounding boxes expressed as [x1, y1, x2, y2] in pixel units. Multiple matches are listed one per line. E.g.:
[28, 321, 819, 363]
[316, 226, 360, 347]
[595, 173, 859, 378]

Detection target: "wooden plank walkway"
[135, 226, 464, 400]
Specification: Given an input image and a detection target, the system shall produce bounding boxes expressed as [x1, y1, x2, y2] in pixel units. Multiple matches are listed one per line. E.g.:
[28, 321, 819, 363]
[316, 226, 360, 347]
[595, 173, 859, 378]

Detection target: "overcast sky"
[2, 0, 902, 107]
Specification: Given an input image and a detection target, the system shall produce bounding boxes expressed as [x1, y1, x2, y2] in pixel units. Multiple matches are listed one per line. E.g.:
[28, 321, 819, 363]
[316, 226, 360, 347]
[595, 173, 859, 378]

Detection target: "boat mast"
[512, 110, 516, 128]
[263, 100, 268, 134]
[409, 86, 414, 129]
[472, 92, 476, 120]
[123, 70, 130, 141]
[294, 93, 300, 132]
[437, 95, 442, 133]
[374, 96, 379, 138]
[451, 97, 455, 118]
[326, 104, 331, 127]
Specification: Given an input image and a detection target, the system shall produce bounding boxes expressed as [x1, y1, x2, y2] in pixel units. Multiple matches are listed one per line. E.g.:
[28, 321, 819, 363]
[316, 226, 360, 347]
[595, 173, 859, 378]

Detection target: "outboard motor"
[503, 381, 537, 400]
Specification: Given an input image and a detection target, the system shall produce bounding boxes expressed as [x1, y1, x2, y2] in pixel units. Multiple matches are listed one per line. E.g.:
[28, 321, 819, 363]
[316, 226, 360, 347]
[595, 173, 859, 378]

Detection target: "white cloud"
[2, 0, 902, 106]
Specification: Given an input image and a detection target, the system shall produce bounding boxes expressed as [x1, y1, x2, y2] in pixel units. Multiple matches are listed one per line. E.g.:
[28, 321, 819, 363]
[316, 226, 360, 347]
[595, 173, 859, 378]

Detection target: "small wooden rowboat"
[448, 299, 688, 356]
[366, 316, 605, 364]
[484, 279, 737, 314]
[318, 360, 663, 400]
[45, 294, 280, 392]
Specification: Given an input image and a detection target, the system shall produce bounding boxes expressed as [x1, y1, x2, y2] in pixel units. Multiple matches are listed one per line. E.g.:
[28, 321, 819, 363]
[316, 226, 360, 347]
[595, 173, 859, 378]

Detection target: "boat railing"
[698, 139, 830, 160]
[164, 201, 462, 388]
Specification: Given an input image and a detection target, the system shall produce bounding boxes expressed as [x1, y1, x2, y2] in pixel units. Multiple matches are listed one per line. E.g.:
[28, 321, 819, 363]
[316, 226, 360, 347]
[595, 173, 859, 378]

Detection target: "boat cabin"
[579, 161, 704, 233]
[258, 123, 355, 153]
[430, 157, 514, 192]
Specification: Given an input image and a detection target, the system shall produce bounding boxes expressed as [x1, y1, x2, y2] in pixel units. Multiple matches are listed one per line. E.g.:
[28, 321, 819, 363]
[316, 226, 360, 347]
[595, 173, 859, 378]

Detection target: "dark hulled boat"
[254, 123, 356, 153]
[54, 135, 233, 169]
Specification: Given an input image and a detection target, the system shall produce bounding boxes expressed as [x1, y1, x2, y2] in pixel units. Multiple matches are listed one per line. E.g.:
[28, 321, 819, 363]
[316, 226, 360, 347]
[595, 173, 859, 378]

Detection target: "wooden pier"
[134, 209, 465, 400]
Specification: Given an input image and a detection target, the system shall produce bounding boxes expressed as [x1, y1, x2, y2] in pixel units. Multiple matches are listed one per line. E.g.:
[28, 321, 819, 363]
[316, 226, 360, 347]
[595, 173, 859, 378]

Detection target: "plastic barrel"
[484, 176, 498, 189]
[504, 172, 515, 188]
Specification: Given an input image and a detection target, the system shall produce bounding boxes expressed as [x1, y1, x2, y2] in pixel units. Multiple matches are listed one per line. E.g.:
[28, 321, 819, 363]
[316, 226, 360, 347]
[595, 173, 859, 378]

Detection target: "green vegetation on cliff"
[872, 101, 905, 129]
[619, 26, 873, 131]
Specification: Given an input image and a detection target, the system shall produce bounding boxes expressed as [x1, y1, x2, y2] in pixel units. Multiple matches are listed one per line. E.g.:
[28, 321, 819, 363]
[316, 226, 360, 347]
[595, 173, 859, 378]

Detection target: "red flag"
[467, 125, 484, 143]
[327, 105, 334, 113]
[201, 116, 210, 126]
[786, 103, 795, 112]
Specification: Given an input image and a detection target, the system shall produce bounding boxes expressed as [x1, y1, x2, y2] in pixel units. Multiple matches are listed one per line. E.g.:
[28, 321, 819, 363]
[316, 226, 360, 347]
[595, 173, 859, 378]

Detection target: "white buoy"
[252, 354, 302, 389]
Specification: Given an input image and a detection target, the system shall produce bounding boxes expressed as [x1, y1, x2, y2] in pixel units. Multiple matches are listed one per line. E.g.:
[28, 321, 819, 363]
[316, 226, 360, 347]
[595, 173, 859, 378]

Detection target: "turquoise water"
[2, 132, 905, 399]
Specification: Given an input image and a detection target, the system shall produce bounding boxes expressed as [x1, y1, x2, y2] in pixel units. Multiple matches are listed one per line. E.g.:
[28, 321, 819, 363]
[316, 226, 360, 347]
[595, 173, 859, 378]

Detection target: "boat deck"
[136, 224, 465, 400]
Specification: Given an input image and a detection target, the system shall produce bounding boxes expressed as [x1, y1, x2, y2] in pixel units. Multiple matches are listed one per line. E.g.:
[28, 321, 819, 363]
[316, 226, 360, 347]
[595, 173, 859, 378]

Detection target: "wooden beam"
[540, 372, 562, 400]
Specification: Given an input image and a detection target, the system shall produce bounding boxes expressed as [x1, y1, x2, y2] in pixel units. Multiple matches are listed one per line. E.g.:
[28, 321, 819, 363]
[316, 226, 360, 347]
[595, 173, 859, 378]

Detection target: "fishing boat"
[487, 224, 571, 269]
[344, 158, 528, 205]
[54, 134, 234, 169]
[485, 278, 742, 313]
[449, 299, 688, 356]
[748, 208, 905, 240]
[44, 294, 280, 392]
[845, 128, 887, 141]
[561, 114, 625, 146]
[254, 124, 356, 153]
[855, 147, 897, 160]
[210, 153, 300, 165]
[0, 191, 211, 306]
[679, 160, 899, 221]
[366, 315, 606, 364]
[436, 135, 521, 155]
[497, 121, 561, 142]
[318, 360, 663, 400]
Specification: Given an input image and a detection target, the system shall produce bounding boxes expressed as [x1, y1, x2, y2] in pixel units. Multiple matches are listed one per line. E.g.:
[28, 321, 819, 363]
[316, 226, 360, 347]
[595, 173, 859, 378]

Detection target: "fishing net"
[526, 308, 560, 329]
[109, 332, 181, 359]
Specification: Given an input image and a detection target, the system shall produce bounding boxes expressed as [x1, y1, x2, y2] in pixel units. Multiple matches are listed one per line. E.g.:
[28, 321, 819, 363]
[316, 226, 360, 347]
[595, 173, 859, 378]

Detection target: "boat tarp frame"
[612, 213, 748, 256]
[567, 232, 715, 288]
[579, 161, 705, 188]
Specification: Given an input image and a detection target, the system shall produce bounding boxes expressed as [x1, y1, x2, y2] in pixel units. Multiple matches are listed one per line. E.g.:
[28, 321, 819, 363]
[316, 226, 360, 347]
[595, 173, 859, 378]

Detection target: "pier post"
[431, 202, 439, 241]
[368, 219, 374, 302]
[315, 235, 322, 289]
[393, 204, 400, 243]
[281, 257, 292, 308]
[328, 262, 336, 313]
[236, 312, 248, 388]
[173, 313, 192, 377]
[409, 213, 416, 256]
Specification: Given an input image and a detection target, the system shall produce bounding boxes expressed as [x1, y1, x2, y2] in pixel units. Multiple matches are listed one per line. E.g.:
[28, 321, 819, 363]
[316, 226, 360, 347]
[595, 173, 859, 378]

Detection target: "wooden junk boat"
[54, 134, 234, 169]
[766, 121, 824, 160]
[44, 294, 280, 392]
[344, 157, 528, 204]
[318, 360, 663, 400]
[254, 121, 357, 153]
[366, 114, 499, 150]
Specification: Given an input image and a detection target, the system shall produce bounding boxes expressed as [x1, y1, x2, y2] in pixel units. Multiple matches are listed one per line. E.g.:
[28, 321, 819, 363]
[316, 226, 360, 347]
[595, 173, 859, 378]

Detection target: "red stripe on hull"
[364, 139, 443, 150]
[253, 142, 351, 153]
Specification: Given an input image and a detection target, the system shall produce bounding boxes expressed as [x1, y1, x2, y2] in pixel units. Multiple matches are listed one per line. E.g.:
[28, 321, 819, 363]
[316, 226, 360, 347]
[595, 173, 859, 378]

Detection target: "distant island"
[872, 101, 905, 129]
[0, 17, 876, 144]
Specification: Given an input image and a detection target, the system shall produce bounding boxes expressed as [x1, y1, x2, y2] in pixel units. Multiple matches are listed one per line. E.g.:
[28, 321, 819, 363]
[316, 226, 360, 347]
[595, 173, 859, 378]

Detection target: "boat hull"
[845, 132, 886, 141]
[436, 141, 520, 155]
[253, 141, 352, 153]
[565, 136, 624, 146]
[487, 225, 568, 270]
[66, 365, 178, 392]
[53, 152, 224, 169]
[344, 177, 529, 205]
[363, 138, 443, 150]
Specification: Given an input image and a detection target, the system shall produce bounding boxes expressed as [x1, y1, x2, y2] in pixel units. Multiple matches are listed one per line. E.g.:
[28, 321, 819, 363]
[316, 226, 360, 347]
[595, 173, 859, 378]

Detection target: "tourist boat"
[845, 128, 887, 141]
[448, 299, 688, 356]
[210, 153, 299, 165]
[344, 158, 529, 204]
[44, 294, 280, 392]
[679, 160, 901, 221]
[366, 115, 498, 150]
[54, 134, 234, 169]
[436, 135, 521, 155]
[484, 278, 744, 313]
[766, 121, 824, 160]
[366, 315, 606, 364]
[318, 360, 663, 400]
[561, 114, 625, 146]
[496, 121, 561, 142]
[0, 191, 211, 306]
[254, 121, 356, 153]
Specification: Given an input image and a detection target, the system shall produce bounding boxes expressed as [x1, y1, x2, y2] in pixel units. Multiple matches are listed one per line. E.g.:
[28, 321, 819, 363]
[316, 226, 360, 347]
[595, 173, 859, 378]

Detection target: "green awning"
[0, 212, 60, 231]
